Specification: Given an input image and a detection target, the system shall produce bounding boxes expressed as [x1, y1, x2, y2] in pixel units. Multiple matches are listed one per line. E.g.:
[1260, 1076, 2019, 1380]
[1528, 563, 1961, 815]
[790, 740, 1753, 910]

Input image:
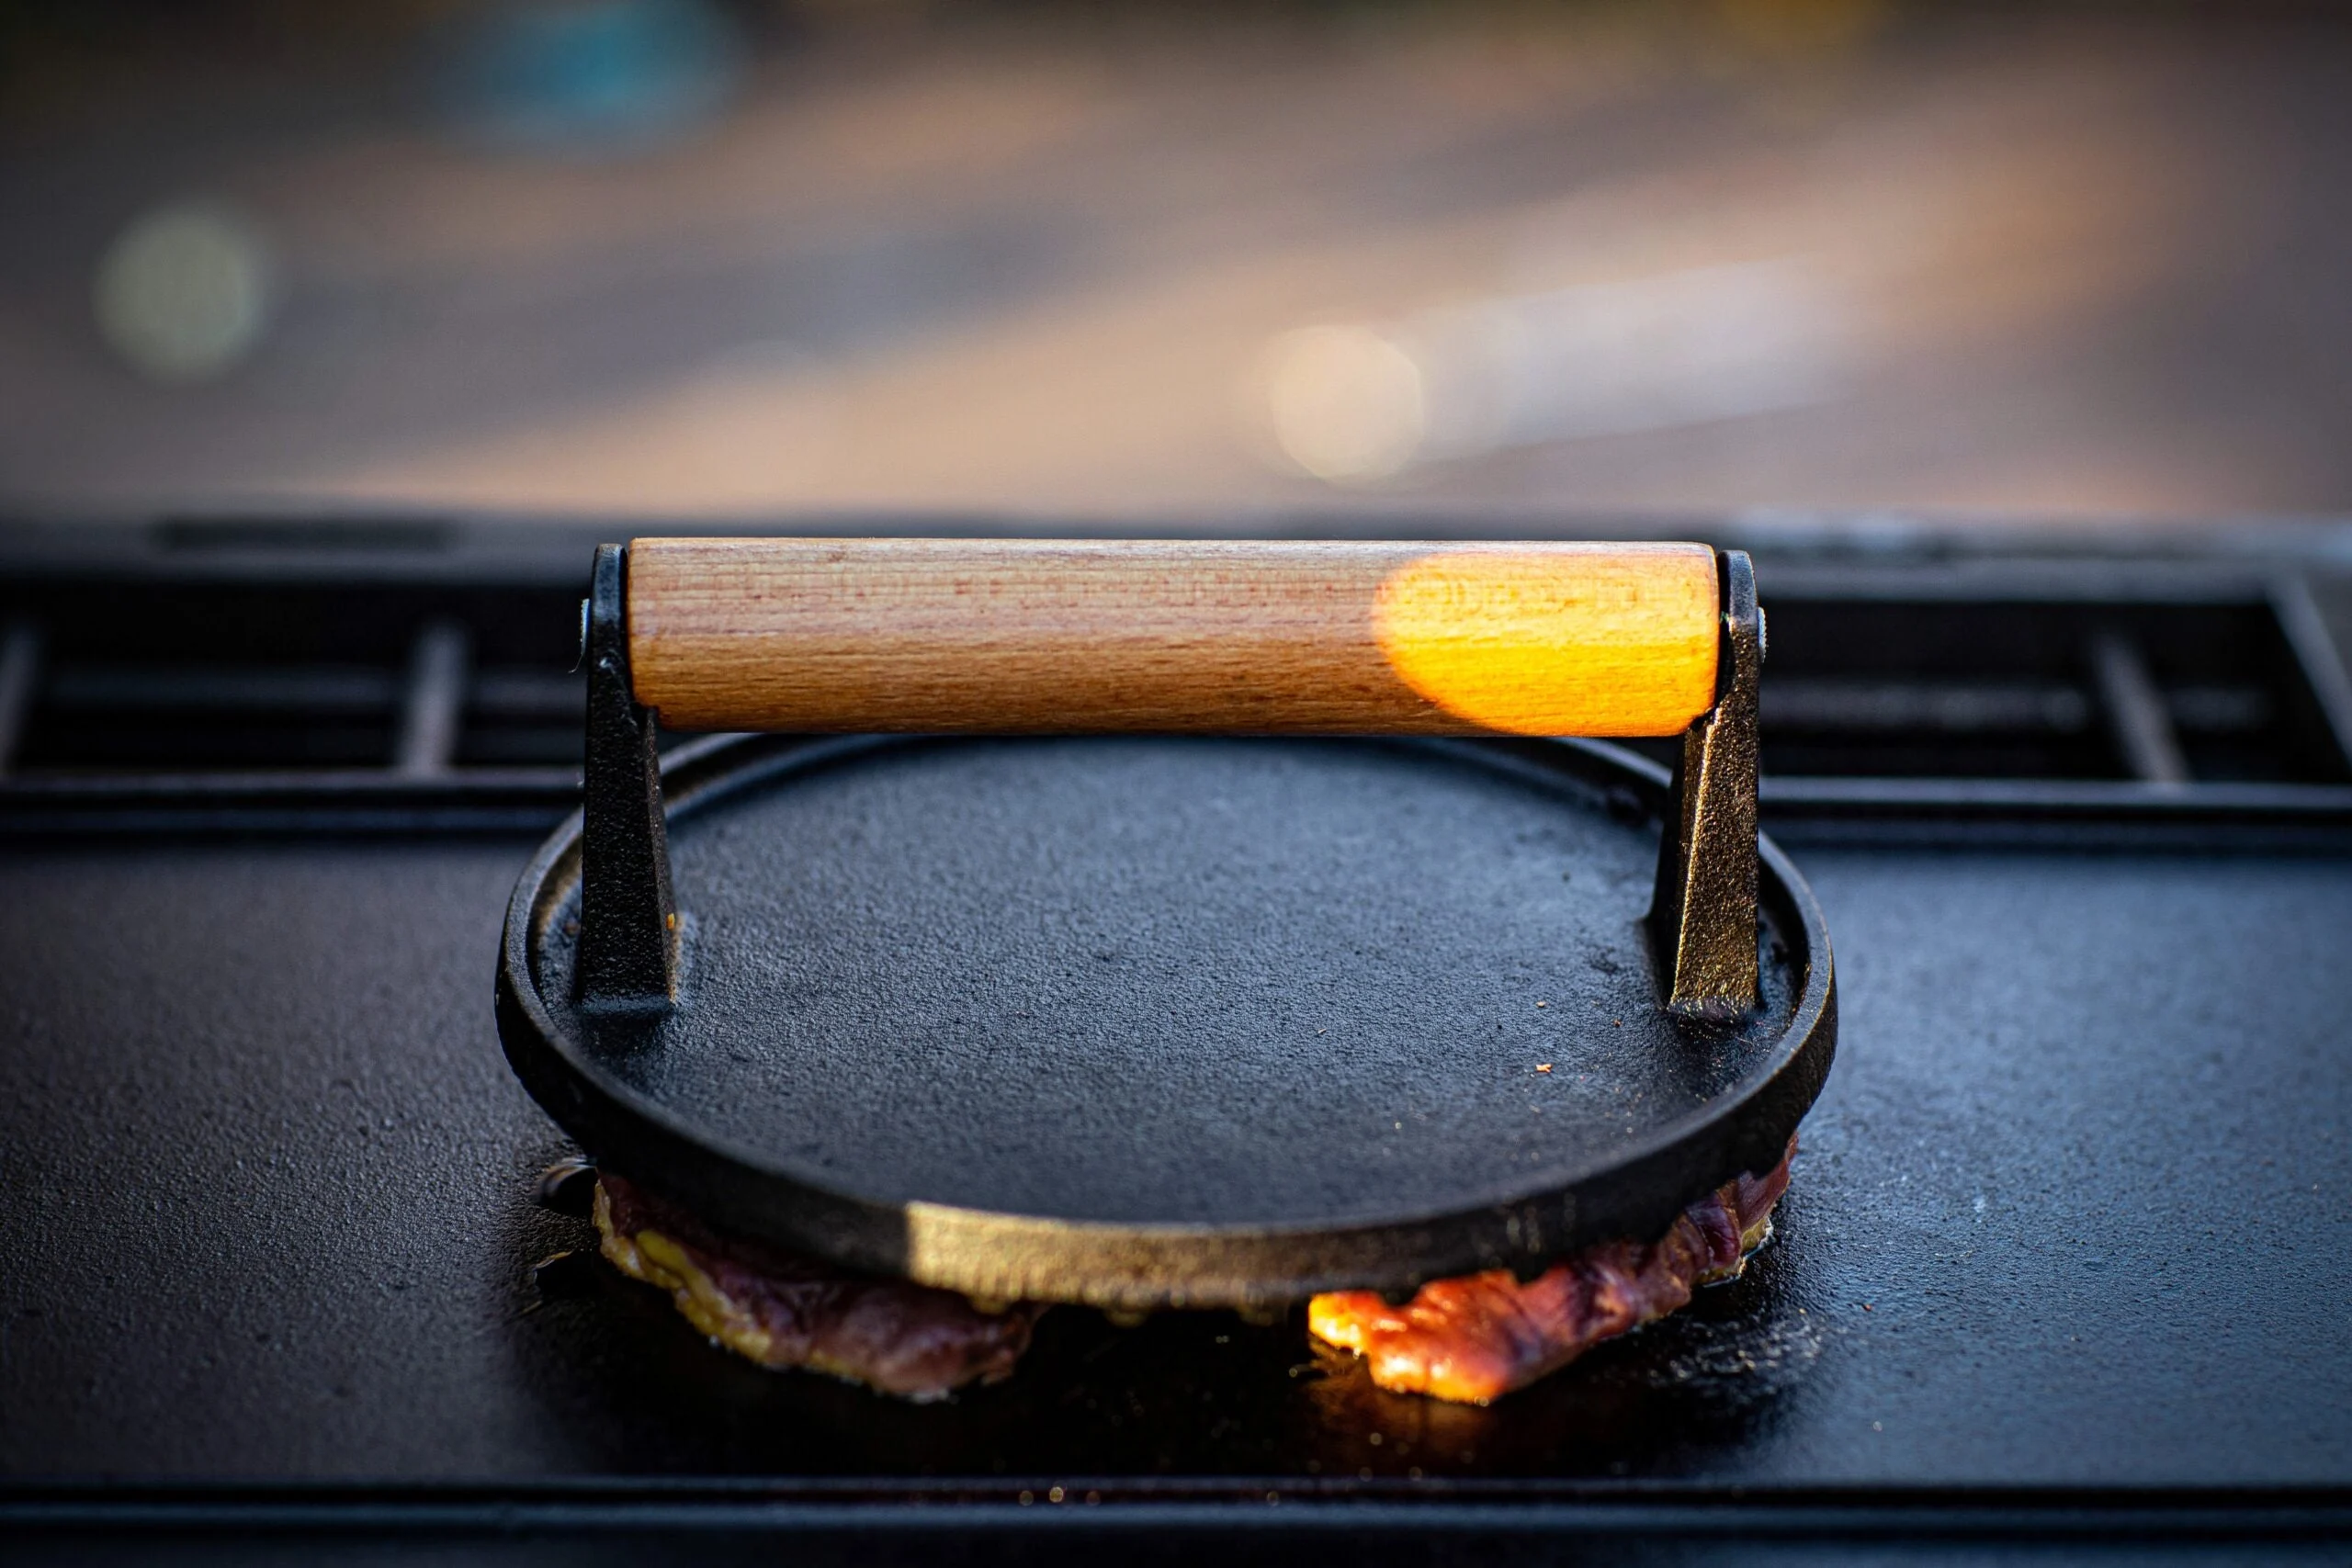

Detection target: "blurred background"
[5, 0, 2351, 526]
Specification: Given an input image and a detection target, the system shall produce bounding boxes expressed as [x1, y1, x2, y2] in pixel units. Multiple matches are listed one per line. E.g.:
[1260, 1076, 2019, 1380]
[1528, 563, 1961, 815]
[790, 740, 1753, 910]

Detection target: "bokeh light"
[91, 202, 273, 384]
[4, 2, 2350, 521]
[1261, 325, 1427, 485]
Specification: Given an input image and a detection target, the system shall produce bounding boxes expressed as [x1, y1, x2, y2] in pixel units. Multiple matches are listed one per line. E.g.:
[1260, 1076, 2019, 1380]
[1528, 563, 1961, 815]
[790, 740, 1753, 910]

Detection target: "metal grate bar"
[2270, 573, 2352, 772]
[0, 622, 40, 778]
[44, 667, 400, 711]
[1763, 679, 2092, 734]
[393, 621, 471, 778]
[2089, 630, 2190, 786]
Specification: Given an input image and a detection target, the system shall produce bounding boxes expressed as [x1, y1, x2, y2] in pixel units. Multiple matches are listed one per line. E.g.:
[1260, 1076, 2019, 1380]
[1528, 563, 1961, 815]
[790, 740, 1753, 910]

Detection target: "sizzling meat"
[591, 1140, 1792, 1405]
[594, 1172, 1044, 1401]
[1307, 1138, 1795, 1404]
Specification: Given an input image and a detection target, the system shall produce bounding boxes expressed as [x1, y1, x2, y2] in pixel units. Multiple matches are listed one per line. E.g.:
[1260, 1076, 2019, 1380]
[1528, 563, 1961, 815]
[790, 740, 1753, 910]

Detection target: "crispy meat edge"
[1305, 1137, 1797, 1404]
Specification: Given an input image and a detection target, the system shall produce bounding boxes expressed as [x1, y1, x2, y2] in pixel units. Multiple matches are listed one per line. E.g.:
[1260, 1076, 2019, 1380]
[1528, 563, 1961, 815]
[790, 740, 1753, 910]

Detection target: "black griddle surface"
[536, 738, 1800, 1227]
[4, 838, 2348, 1486]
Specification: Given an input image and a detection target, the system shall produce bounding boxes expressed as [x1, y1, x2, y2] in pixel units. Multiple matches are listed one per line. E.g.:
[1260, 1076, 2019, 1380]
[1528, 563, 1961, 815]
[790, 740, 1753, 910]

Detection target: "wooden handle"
[627, 538, 1721, 737]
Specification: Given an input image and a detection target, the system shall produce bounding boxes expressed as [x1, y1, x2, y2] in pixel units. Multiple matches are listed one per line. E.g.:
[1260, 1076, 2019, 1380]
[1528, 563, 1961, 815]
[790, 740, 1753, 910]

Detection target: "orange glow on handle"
[1373, 550, 1719, 736]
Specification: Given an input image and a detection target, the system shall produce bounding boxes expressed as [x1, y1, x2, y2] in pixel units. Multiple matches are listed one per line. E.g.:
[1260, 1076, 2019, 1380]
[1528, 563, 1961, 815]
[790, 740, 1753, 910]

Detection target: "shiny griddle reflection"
[533, 738, 1798, 1226]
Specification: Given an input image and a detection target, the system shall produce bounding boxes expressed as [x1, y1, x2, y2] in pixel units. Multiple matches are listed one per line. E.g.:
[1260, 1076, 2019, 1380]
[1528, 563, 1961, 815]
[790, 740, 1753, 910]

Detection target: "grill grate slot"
[1751, 597, 2351, 784]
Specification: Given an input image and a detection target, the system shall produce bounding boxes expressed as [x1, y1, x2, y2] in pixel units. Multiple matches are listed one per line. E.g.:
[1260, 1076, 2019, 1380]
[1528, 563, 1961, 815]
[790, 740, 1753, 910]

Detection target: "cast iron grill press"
[497, 540, 1835, 1313]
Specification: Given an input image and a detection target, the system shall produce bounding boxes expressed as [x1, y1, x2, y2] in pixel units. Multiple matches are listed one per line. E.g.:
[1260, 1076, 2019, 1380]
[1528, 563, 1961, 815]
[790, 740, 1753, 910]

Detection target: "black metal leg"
[577, 543, 679, 1010]
[1649, 549, 1762, 1021]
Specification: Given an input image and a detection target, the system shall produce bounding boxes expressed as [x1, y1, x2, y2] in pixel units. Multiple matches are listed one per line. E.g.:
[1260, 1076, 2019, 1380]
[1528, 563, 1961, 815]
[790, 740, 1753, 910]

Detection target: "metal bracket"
[1648, 549, 1762, 1021]
[577, 543, 679, 1011]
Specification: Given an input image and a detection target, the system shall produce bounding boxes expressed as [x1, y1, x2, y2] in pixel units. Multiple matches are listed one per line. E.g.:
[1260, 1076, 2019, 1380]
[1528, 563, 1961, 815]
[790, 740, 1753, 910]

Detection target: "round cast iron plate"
[498, 734, 1835, 1309]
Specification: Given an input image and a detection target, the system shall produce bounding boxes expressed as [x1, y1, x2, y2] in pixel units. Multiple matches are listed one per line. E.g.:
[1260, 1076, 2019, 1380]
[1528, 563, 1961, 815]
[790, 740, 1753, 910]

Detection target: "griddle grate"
[2, 519, 2349, 837]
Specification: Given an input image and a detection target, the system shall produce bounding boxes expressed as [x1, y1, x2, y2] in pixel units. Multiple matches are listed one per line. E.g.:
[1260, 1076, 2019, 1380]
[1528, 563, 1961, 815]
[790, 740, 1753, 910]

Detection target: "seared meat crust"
[593, 1172, 1043, 1401]
[1306, 1138, 1795, 1404]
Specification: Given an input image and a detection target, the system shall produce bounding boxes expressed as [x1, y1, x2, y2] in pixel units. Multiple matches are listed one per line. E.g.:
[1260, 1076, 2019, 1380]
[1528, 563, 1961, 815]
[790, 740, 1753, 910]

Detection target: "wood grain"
[627, 538, 1720, 737]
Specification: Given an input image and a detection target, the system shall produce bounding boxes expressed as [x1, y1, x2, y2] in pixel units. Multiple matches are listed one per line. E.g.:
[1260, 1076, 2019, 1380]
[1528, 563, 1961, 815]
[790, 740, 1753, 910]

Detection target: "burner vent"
[0, 581, 596, 780]
[1751, 594, 2350, 785]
